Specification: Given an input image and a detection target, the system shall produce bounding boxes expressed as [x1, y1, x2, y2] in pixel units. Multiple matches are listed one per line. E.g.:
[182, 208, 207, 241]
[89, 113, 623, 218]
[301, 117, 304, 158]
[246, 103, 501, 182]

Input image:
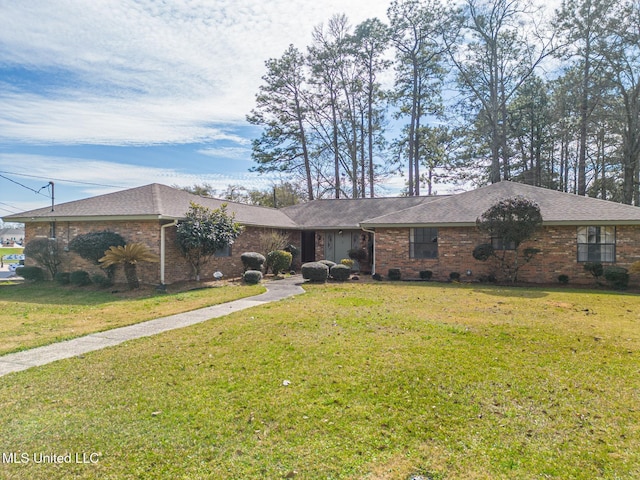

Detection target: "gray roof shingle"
[361, 181, 640, 226]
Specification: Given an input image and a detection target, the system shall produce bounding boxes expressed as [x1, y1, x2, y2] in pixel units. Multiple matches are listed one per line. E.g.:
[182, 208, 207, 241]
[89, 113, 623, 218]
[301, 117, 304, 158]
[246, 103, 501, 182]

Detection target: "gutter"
[160, 220, 178, 285]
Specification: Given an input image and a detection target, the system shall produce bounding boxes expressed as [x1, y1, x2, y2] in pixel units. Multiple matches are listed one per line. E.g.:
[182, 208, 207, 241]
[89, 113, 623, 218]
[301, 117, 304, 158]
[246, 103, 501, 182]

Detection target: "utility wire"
[0, 170, 126, 189]
[0, 173, 50, 197]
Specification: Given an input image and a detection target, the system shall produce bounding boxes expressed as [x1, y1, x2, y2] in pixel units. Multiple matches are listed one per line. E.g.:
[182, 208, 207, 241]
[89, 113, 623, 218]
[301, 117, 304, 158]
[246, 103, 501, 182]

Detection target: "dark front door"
[301, 231, 316, 262]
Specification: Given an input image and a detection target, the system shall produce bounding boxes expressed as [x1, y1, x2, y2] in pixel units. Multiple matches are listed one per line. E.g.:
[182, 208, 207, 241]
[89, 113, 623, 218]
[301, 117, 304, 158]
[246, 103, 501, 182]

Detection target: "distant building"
[0, 226, 24, 246]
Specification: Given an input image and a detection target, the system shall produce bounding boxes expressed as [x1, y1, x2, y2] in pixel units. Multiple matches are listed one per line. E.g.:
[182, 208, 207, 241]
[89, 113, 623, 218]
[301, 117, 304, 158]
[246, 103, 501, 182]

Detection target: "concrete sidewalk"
[0, 276, 305, 378]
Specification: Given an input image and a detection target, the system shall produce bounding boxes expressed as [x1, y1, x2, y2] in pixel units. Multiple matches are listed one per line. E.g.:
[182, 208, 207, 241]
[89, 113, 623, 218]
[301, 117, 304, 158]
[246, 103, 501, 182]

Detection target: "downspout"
[160, 220, 178, 286]
[360, 226, 376, 275]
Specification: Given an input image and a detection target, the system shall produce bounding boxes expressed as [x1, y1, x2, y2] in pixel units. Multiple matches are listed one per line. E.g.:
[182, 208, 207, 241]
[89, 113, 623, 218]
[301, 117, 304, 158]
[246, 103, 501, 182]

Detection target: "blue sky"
[0, 0, 394, 218]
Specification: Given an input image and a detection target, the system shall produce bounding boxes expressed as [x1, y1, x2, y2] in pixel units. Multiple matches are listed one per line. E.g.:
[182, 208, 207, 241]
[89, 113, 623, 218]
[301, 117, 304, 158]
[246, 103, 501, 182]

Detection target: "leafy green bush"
[604, 266, 629, 290]
[372, 273, 382, 281]
[388, 268, 401, 281]
[348, 248, 367, 262]
[92, 273, 113, 288]
[301, 262, 329, 283]
[70, 270, 92, 287]
[584, 262, 604, 279]
[68, 231, 126, 281]
[330, 264, 351, 282]
[243, 270, 263, 285]
[16, 266, 45, 282]
[558, 274, 569, 285]
[266, 250, 293, 275]
[241, 252, 266, 272]
[449, 272, 461, 282]
[55, 272, 71, 285]
[419, 270, 433, 281]
[472, 243, 494, 262]
[24, 238, 62, 279]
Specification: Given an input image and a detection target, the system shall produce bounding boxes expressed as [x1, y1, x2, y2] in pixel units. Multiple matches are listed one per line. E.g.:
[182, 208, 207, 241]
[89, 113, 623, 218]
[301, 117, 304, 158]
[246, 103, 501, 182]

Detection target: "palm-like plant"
[99, 243, 159, 289]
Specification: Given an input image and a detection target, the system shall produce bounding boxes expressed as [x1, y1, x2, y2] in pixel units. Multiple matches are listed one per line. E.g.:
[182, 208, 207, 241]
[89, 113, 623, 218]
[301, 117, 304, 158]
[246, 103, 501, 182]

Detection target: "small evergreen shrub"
[472, 243, 495, 261]
[348, 248, 367, 262]
[330, 264, 351, 282]
[419, 270, 433, 281]
[266, 250, 293, 275]
[243, 270, 263, 285]
[92, 273, 112, 288]
[16, 266, 45, 282]
[478, 273, 497, 283]
[558, 274, 569, 285]
[70, 270, 92, 287]
[584, 262, 604, 279]
[241, 252, 266, 272]
[604, 266, 629, 290]
[301, 262, 329, 283]
[388, 268, 401, 281]
[55, 272, 71, 285]
[340, 258, 354, 268]
[372, 273, 382, 281]
[449, 272, 461, 282]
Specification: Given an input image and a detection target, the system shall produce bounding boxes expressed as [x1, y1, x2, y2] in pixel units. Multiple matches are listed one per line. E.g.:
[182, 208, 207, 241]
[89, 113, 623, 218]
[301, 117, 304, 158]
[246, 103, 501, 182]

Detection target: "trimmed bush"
[243, 270, 263, 285]
[449, 272, 461, 282]
[55, 272, 71, 285]
[318, 259, 336, 269]
[266, 250, 293, 275]
[419, 270, 433, 281]
[584, 262, 604, 279]
[388, 268, 401, 281]
[241, 252, 266, 272]
[16, 266, 45, 282]
[301, 262, 329, 283]
[604, 266, 629, 290]
[348, 248, 367, 262]
[70, 270, 92, 287]
[330, 264, 351, 282]
[558, 274, 569, 285]
[472, 243, 494, 262]
[372, 273, 382, 281]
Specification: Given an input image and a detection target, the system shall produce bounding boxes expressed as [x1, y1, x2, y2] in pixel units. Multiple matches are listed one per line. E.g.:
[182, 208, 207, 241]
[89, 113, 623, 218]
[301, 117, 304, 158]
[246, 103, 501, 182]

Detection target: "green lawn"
[0, 281, 639, 479]
[0, 281, 264, 355]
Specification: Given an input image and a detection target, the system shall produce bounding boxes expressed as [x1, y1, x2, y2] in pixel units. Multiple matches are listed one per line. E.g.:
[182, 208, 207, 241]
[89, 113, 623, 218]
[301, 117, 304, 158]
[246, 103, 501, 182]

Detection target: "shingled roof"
[360, 181, 640, 227]
[5, 181, 640, 229]
[4, 183, 299, 229]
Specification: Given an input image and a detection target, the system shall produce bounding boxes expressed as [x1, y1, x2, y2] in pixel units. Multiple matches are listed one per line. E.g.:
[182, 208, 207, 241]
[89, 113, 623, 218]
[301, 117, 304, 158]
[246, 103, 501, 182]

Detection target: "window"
[577, 226, 615, 263]
[410, 228, 438, 259]
[214, 244, 231, 257]
[491, 237, 516, 250]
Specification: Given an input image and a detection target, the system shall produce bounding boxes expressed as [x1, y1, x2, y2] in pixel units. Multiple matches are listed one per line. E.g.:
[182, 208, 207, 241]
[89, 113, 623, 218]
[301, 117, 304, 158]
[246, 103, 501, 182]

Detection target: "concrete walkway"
[0, 276, 305, 378]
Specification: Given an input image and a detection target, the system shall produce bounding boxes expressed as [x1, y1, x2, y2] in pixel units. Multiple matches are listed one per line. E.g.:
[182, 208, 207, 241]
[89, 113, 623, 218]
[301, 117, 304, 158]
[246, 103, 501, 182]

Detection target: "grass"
[0, 281, 639, 479]
[0, 281, 264, 355]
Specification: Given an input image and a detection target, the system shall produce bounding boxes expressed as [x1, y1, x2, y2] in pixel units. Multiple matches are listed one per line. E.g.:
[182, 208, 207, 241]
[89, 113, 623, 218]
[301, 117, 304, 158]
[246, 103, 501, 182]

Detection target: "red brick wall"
[24, 221, 299, 285]
[374, 225, 640, 284]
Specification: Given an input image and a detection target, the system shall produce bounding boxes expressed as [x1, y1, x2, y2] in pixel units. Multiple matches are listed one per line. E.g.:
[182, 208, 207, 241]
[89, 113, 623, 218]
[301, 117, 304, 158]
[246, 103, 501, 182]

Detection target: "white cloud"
[0, 0, 391, 145]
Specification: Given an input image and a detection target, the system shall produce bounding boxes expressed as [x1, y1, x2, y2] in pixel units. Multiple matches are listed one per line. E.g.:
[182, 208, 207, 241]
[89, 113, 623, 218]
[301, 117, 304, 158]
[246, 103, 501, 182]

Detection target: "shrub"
[241, 252, 266, 272]
[318, 260, 336, 269]
[419, 270, 433, 281]
[340, 258, 354, 268]
[16, 266, 45, 282]
[348, 248, 367, 262]
[472, 243, 494, 262]
[388, 268, 401, 281]
[24, 237, 62, 278]
[584, 262, 604, 279]
[372, 273, 382, 281]
[301, 262, 329, 283]
[55, 272, 71, 285]
[92, 273, 113, 288]
[68, 231, 126, 281]
[330, 264, 351, 282]
[449, 272, 461, 282]
[266, 250, 293, 275]
[243, 270, 263, 285]
[604, 266, 629, 290]
[70, 270, 91, 287]
[478, 273, 497, 283]
[558, 274, 569, 285]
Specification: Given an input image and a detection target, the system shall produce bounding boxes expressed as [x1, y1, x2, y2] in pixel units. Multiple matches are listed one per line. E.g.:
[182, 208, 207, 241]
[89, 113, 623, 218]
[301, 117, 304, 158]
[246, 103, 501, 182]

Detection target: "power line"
[0, 170, 126, 189]
[0, 201, 22, 214]
[0, 173, 50, 197]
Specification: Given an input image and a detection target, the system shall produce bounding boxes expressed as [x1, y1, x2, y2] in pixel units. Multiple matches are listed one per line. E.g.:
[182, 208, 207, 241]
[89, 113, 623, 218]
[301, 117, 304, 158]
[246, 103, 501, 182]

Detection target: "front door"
[324, 230, 359, 268]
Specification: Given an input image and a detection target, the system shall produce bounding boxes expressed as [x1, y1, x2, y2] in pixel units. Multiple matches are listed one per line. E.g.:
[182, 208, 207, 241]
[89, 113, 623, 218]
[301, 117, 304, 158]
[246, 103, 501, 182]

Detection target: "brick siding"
[25, 221, 299, 285]
[374, 225, 640, 284]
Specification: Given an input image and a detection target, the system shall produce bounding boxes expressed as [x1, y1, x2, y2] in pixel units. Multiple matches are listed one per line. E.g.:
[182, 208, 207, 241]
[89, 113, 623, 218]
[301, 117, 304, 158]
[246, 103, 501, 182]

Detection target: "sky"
[0, 0, 396, 219]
